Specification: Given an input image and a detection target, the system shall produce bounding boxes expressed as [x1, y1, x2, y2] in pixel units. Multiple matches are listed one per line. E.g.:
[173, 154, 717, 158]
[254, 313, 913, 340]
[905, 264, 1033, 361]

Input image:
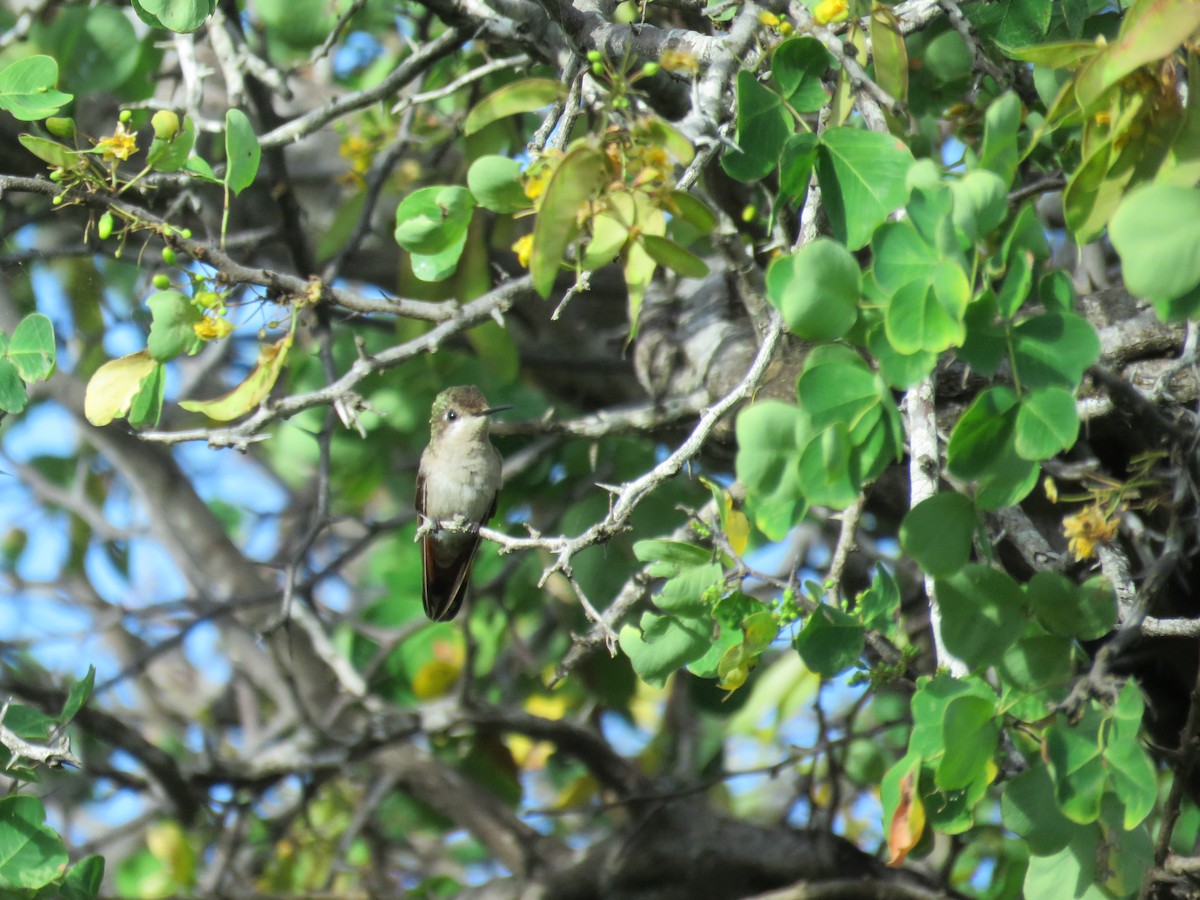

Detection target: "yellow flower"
[814, 0, 848, 24]
[340, 134, 373, 175]
[512, 233, 534, 268]
[1062, 504, 1119, 561]
[1043, 476, 1058, 503]
[659, 49, 700, 77]
[523, 165, 553, 201]
[95, 123, 137, 163]
[758, 11, 781, 26]
[194, 315, 233, 341]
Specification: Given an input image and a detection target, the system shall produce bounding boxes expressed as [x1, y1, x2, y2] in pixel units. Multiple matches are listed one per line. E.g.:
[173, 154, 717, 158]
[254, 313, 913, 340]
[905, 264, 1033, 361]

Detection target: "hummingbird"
[416, 385, 509, 621]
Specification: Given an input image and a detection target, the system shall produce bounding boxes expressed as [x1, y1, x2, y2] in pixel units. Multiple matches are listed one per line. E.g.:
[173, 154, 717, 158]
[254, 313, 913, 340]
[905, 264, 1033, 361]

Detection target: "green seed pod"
[641, 62, 661, 77]
[97, 212, 114, 240]
[151, 110, 180, 140]
[49, 170, 63, 183]
[591, 61, 604, 76]
[180, 228, 193, 240]
[118, 109, 132, 124]
[45, 117, 76, 139]
[194, 291, 221, 309]
[153, 274, 171, 290]
[162, 246, 178, 266]
[612, 96, 629, 110]
[587, 50, 603, 63]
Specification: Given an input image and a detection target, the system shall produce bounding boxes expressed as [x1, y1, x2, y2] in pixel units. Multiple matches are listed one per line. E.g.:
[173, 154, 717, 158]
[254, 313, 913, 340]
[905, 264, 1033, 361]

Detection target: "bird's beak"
[482, 404, 512, 416]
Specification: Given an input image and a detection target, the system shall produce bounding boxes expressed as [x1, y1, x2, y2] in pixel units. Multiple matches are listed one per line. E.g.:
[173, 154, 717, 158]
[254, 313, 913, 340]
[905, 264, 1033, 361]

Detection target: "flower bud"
[151, 110, 180, 140]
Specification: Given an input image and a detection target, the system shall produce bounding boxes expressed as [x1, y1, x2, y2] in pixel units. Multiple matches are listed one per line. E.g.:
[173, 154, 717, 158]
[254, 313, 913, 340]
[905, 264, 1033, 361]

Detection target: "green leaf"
[224, 108, 260, 196]
[797, 422, 859, 508]
[1015, 386, 1079, 460]
[1001, 764, 1079, 856]
[936, 694, 998, 791]
[31, 5, 141, 95]
[1074, 0, 1200, 109]
[997, 625, 1072, 698]
[778, 132, 819, 204]
[722, 70, 791, 182]
[59, 855, 105, 900]
[84, 351, 158, 426]
[858, 567, 901, 634]
[869, 6, 908, 115]
[900, 492, 976, 577]
[146, 291, 203, 361]
[0, 56, 74, 121]
[935, 564, 1025, 669]
[394, 185, 477, 256]
[59, 666, 96, 723]
[923, 29, 973, 83]
[183, 156, 219, 182]
[946, 386, 1019, 480]
[866, 318, 937, 389]
[132, 0, 216, 32]
[127, 361, 165, 429]
[581, 210, 628, 269]
[18, 134, 83, 170]
[8, 313, 56, 382]
[410, 229, 471, 282]
[1038, 270, 1075, 314]
[1105, 681, 1157, 830]
[1160, 55, 1200, 187]
[529, 144, 609, 298]
[1110, 183, 1200, 304]
[816, 127, 914, 249]
[996, 249, 1034, 319]
[619, 610, 712, 687]
[871, 221, 939, 294]
[885, 280, 963, 354]
[979, 91, 1022, 186]
[1062, 137, 1136, 243]
[909, 673, 995, 758]
[466, 155, 530, 214]
[464, 79, 564, 135]
[771, 37, 830, 112]
[633, 539, 713, 572]
[1010, 312, 1100, 390]
[0, 796, 68, 890]
[793, 604, 864, 676]
[179, 337, 290, 421]
[667, 191, 716, 235]
[0, 361, 28, 414]
[1023, 827, 1110, 900]
[766, 239, 860, 340]
[656, 563, 722, 613]
[1045, 706, 1107, 824]
[796, 345, 881, 437]
[735, 401, 806, 539]
[250, 0, 336, 48]
[640, 234, 709, 279]
[147, 113, 196, 173]
[970, 0, 1052, 49]
[950, 169, 1009, 242]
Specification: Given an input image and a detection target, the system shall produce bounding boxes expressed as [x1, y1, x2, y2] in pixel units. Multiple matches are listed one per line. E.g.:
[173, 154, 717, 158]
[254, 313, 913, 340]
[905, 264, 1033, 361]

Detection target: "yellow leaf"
[412, 659, 460, 699]
[887, 771, 925, 866]
[84, 350, 157, 426]
[727, 509, 750, 557]
[179, 336, 291, 421]
[526, 692, 568, 720]
[146, 820, 196, 882]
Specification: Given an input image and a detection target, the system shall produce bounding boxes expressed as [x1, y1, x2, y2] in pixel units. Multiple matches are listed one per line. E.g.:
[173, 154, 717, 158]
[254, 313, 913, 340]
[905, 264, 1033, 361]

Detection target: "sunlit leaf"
[179, 337, 291, 421]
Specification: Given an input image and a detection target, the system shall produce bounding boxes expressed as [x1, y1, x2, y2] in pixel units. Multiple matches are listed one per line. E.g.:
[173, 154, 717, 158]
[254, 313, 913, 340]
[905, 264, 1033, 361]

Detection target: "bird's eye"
[446, 411, 457, 421]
